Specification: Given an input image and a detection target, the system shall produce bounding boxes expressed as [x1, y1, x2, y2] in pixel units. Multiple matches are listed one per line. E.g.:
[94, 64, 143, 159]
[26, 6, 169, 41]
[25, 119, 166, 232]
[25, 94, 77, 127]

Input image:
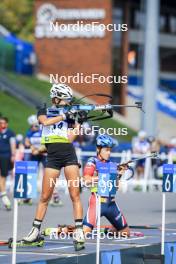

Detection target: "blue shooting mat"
[165, 242, 176, 264]
[101, 251, 121, 264]
[97, 161, 117, 197]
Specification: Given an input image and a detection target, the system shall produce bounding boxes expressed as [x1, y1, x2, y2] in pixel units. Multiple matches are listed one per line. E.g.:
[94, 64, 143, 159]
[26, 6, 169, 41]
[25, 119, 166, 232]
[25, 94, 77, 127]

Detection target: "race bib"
[97, 161, 117, 197]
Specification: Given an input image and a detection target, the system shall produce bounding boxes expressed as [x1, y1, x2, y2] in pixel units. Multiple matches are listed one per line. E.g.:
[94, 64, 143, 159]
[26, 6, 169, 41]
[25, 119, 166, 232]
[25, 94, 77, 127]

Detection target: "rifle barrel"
[118, 153, 158, 167]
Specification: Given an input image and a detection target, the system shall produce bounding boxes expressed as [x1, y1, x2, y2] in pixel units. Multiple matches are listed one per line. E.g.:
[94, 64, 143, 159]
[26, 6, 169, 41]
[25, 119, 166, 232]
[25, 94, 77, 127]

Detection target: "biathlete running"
[20, 84, 85, 251]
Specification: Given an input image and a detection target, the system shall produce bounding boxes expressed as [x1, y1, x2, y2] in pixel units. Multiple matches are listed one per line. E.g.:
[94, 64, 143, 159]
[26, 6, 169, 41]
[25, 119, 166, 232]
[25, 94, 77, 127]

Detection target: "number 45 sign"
[14, 161, 38, 199]
[163, 164, 176, 193]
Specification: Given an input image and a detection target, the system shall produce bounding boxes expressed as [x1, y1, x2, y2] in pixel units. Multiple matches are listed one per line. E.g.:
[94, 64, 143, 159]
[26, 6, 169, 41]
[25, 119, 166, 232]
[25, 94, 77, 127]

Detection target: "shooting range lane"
[0, 225, 176, 264]
[1, 162, 175, 263]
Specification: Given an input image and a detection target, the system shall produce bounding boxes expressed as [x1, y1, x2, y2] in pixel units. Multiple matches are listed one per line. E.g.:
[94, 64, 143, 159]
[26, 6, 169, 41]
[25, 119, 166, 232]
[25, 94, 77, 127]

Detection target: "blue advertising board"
[163, 164, 176, 193]
[14, 161, 38, 199]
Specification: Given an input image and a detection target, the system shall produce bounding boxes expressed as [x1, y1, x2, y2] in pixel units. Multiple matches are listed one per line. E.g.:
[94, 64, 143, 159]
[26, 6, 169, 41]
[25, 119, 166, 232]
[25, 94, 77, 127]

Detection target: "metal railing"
[7, 148, 174, 194]
[76, 149, 174, 193]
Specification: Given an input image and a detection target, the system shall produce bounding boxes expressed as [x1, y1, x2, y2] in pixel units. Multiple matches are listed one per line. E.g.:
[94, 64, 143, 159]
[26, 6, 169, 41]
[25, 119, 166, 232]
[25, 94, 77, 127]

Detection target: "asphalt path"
[0, 191, 175, 241]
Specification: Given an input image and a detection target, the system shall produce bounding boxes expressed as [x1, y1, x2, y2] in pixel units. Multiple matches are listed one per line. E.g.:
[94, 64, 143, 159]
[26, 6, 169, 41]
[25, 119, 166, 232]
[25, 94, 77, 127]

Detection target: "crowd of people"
[0, 116, 16, 210]
[132, 130, 176, 184]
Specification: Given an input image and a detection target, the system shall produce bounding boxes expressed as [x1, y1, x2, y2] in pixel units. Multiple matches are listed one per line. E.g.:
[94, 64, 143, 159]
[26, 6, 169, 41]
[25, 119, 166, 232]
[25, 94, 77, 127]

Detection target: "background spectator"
[0, 117, 16, 210]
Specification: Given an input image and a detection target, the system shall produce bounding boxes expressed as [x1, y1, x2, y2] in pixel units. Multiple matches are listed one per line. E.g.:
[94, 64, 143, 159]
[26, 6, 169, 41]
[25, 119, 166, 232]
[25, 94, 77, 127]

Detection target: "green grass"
[5, 72, 49, 100]
[0, 91, 35, 134]
[1, 72, 136, 140]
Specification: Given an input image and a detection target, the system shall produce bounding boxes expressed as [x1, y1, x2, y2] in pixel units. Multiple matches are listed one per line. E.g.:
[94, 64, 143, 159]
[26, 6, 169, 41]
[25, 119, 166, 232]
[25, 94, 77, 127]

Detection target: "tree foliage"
[0, 0, 34, 42]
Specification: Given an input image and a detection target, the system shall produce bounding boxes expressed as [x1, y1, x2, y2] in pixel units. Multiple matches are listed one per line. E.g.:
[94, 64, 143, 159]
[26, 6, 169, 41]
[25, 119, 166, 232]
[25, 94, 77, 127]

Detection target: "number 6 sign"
[162, 164, 176, 193]
[14, 161, 38, 199]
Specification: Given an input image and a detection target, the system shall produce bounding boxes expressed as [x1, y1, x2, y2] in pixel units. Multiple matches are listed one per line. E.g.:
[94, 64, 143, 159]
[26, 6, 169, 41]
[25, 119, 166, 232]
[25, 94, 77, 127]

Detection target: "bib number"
[97, 161, 117, 197]
[51, 122, 64, 133]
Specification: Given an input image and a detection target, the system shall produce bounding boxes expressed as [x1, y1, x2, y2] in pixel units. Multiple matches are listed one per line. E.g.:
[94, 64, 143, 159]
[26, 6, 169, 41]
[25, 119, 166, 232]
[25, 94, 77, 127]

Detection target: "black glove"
[77, 111, 88, 124]
[65, 110, 77, 123]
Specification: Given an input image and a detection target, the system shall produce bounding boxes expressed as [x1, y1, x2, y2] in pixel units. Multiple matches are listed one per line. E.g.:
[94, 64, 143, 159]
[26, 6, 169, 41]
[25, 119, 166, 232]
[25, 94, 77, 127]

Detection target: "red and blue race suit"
[83, 157, 128, 231]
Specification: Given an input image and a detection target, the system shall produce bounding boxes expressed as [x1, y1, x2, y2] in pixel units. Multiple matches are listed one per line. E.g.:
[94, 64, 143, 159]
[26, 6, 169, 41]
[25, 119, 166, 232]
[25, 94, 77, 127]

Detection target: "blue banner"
[15, 161, 28, 174]
[163, 164, 175, 174]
